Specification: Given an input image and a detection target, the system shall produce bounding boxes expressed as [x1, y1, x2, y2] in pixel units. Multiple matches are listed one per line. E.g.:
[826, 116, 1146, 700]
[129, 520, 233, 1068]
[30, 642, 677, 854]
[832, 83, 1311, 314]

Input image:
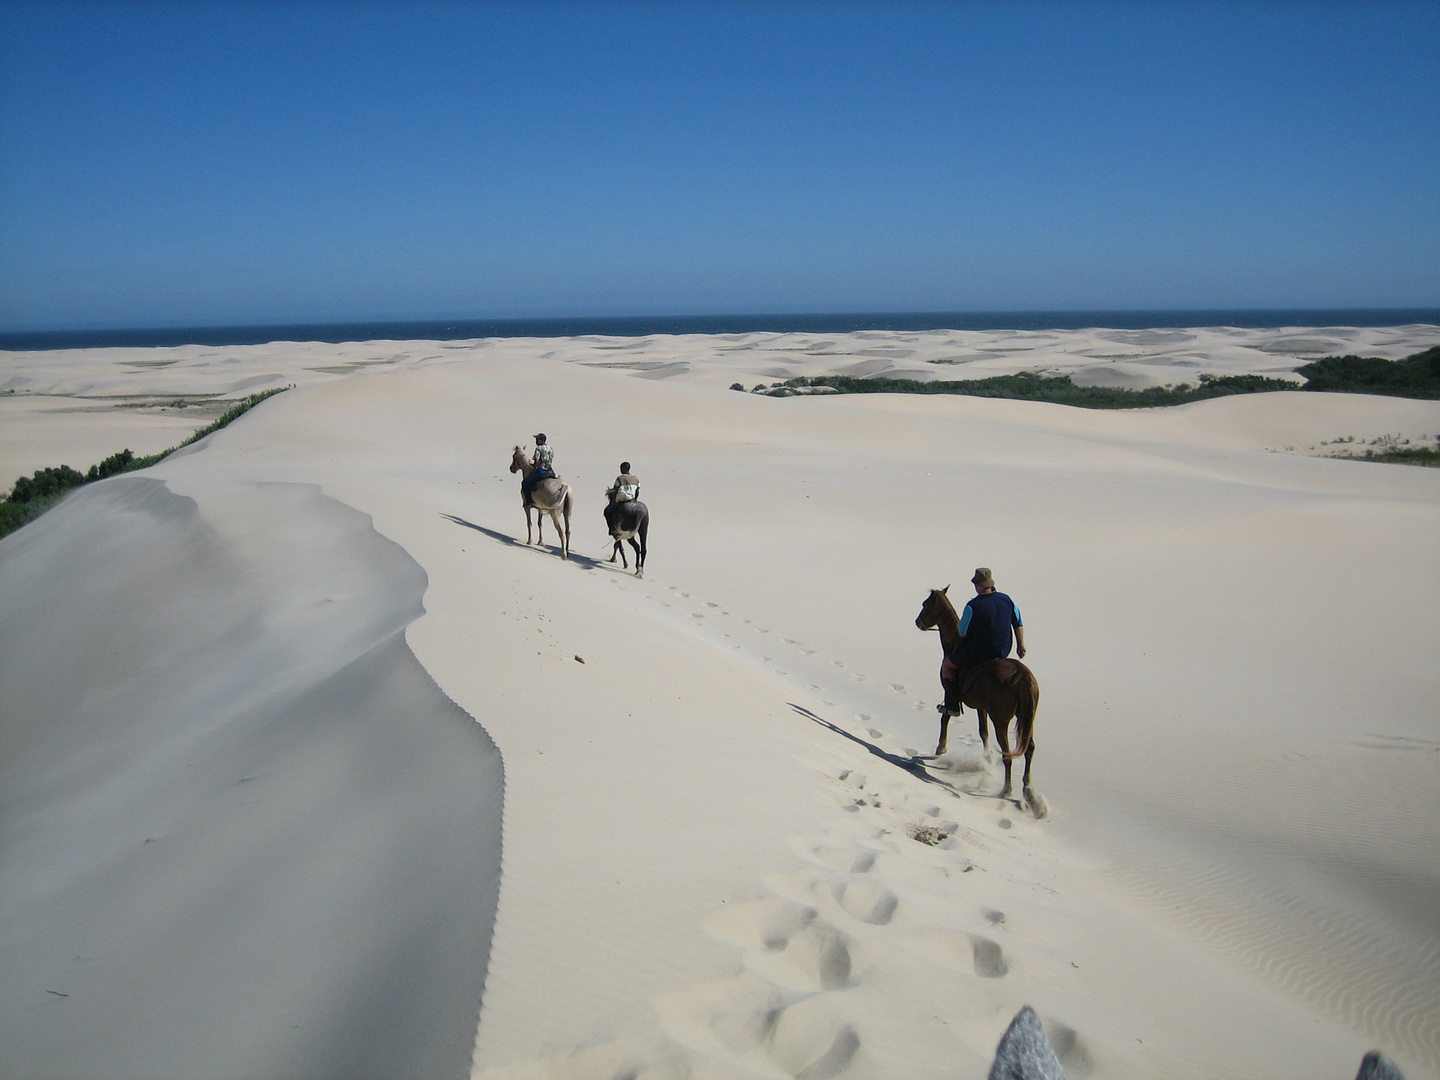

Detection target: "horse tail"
[1002, 667, 1039, 761]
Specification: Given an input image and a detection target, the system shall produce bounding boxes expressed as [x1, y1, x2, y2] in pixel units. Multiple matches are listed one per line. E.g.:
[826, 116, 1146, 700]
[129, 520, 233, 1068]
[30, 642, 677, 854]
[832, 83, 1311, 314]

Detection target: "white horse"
[509, 445, 573, 559]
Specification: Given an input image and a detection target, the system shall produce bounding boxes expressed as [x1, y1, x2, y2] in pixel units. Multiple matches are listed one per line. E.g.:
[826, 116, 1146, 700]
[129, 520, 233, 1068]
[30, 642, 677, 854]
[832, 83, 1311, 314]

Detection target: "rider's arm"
[1015, 625, 1026, 659]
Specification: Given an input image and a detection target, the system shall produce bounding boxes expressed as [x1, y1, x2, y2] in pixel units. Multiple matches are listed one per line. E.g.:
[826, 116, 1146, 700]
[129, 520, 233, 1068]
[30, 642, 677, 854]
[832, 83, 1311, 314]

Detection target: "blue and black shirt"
[958, 591, 1023, 662]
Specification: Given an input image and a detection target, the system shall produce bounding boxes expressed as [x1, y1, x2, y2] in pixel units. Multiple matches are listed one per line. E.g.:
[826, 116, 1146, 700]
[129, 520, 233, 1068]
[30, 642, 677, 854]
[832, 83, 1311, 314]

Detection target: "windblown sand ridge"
[1, 332, 1436, 1080]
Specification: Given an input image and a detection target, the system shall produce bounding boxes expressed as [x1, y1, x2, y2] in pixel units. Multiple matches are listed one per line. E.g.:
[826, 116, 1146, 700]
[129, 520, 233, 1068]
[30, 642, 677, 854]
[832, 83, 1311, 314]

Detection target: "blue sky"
[1, 0, 1437, 330]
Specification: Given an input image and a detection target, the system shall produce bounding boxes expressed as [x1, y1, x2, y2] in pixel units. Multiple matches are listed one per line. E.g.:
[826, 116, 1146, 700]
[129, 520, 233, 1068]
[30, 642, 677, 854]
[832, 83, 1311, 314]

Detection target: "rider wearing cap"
[941, 567, 1026, 717]
[521, 433, 555, 507]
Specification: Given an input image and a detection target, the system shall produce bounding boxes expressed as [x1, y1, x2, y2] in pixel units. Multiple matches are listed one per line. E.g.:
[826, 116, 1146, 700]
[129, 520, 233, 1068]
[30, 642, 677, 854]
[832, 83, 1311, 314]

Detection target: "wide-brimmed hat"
[971, 567, 995, 589]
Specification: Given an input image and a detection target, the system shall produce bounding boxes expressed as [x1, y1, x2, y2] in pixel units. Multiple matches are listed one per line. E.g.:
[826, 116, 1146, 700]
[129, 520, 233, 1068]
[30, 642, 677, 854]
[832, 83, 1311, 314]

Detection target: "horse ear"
[942, 584, 950, 594]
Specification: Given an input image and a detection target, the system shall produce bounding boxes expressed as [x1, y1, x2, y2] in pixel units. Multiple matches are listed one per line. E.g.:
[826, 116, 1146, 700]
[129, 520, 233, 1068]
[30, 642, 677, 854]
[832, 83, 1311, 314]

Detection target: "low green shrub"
[1294, 346, 1440, 398]
[753, 345, 1440, 407]
[1, 385, 292, 539]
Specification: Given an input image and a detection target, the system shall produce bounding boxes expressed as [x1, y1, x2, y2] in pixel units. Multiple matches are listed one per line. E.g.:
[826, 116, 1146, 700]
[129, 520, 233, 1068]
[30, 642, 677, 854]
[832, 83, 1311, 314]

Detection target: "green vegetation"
[1, 386, 291, 539]
[1295, 346, 1440, 398]
[754, 371, 1300, 408]
[1322, 432, 1440, 467]
[750, 345, 1440, 407]
[1355, 446, 1440, 466]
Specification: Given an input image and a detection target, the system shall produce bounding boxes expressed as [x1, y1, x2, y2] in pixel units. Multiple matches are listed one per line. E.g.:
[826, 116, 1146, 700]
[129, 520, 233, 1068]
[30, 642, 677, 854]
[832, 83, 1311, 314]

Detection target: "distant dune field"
[2, 328, 1437, 1080]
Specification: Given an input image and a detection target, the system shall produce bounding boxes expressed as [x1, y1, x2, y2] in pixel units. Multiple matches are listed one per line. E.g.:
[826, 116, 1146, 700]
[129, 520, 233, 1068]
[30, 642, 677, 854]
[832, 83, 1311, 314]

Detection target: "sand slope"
[2, 332, 1437, 1080]
[0, 476, 502, 1080]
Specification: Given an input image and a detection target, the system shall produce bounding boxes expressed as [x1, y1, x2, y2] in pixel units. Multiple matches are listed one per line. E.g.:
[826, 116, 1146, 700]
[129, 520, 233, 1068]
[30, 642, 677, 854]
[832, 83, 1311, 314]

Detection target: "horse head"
[915, 586, 952, 631]
[509, 446, 527, 474]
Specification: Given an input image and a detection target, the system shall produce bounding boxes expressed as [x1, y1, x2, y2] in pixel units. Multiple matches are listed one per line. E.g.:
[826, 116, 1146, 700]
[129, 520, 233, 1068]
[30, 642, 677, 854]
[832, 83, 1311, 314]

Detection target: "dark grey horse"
[603, 498, 648, 577]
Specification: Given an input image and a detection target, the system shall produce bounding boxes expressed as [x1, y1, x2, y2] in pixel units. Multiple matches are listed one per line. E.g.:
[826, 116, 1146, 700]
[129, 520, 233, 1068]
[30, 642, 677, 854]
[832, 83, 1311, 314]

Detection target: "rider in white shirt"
[609, 461, 640, 503]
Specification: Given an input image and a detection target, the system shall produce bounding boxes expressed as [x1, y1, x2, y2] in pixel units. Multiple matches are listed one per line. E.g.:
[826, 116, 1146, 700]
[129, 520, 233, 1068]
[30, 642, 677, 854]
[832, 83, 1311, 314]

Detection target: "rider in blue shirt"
[942, 567, 1026, 716]
[959, 567, 1025, 662]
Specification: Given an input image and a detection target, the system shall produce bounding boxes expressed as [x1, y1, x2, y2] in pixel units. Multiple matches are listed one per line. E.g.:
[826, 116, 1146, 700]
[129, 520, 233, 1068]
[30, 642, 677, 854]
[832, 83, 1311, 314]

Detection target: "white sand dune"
[0, 475, 502, 1079]
[1, 329, 1437, 1080]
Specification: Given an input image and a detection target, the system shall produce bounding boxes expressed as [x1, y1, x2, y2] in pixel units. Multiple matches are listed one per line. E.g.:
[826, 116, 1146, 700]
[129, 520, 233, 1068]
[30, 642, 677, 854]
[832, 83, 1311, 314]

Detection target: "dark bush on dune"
[1295, 346, 1440, 398]
[1, 386, 291, 540]
[757, 344, 1440, 406]
[7, 464, 87, 504]
[770, 370, 1301, 408]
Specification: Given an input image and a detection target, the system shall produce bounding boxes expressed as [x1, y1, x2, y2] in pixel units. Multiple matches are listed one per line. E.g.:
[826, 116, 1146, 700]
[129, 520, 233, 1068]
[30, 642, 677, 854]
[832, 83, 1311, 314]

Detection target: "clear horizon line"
[6, 304, 1440, 339]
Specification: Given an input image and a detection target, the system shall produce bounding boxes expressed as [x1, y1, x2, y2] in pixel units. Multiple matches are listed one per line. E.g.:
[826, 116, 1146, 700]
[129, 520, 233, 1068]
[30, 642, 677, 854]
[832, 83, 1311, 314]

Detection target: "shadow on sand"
[440, 514, 606, 570]
[789, 703, 949, 789]
[790, 702, 1021, 808]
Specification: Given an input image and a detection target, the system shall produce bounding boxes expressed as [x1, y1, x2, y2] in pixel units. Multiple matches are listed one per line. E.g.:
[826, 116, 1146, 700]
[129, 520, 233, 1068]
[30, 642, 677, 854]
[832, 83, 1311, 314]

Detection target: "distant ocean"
[3, 309, 1438, 351]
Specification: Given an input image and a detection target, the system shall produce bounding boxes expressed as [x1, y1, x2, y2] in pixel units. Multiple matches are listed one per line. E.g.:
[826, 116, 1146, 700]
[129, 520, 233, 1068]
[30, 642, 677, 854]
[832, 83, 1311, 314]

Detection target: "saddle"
[940, 653, 997, 715]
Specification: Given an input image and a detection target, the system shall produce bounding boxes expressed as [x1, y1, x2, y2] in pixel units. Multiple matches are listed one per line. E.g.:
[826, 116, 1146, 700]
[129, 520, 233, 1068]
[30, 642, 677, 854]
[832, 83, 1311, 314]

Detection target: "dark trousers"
[942, 654, 996, 714]
[521, 469, 553, 500]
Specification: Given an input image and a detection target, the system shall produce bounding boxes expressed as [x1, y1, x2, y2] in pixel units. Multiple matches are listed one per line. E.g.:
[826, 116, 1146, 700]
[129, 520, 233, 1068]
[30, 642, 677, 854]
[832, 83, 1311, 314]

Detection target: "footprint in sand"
[766, 999, 860, 1080]
[710, 897, 855, 993]
[832, 878, 898, 925]
[902, 929, 1008, 978]
[758, 922, 854, 992]
[971, 935, 1009, 978]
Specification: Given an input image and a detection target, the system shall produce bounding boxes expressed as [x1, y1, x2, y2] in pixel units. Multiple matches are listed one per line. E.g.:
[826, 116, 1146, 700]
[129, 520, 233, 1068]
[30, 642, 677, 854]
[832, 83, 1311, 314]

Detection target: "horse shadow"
[440, 514, 606, 570]
[789, 703, 949, 789]
[788, 703, 1023, 808]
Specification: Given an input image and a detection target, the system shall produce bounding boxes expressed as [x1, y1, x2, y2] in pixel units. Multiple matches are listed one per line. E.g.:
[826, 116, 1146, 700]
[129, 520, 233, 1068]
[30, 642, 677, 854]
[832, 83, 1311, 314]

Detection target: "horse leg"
[977, 709, 992, 762]
[936, 712, 950, 756]
[613, 538, 627, 568]
[635, 520, 647, 577]
[628, 537, 642, 578]
[560, 495, 571, 560]
[524, 504, 535, 545]
[991, 714, 1013, 797]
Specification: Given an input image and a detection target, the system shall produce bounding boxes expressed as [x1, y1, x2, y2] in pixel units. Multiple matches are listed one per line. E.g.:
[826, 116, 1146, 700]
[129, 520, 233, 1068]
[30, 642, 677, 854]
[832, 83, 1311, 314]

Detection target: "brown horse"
[915, 587, 1041, 803]
[509, 446, 573, 559]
